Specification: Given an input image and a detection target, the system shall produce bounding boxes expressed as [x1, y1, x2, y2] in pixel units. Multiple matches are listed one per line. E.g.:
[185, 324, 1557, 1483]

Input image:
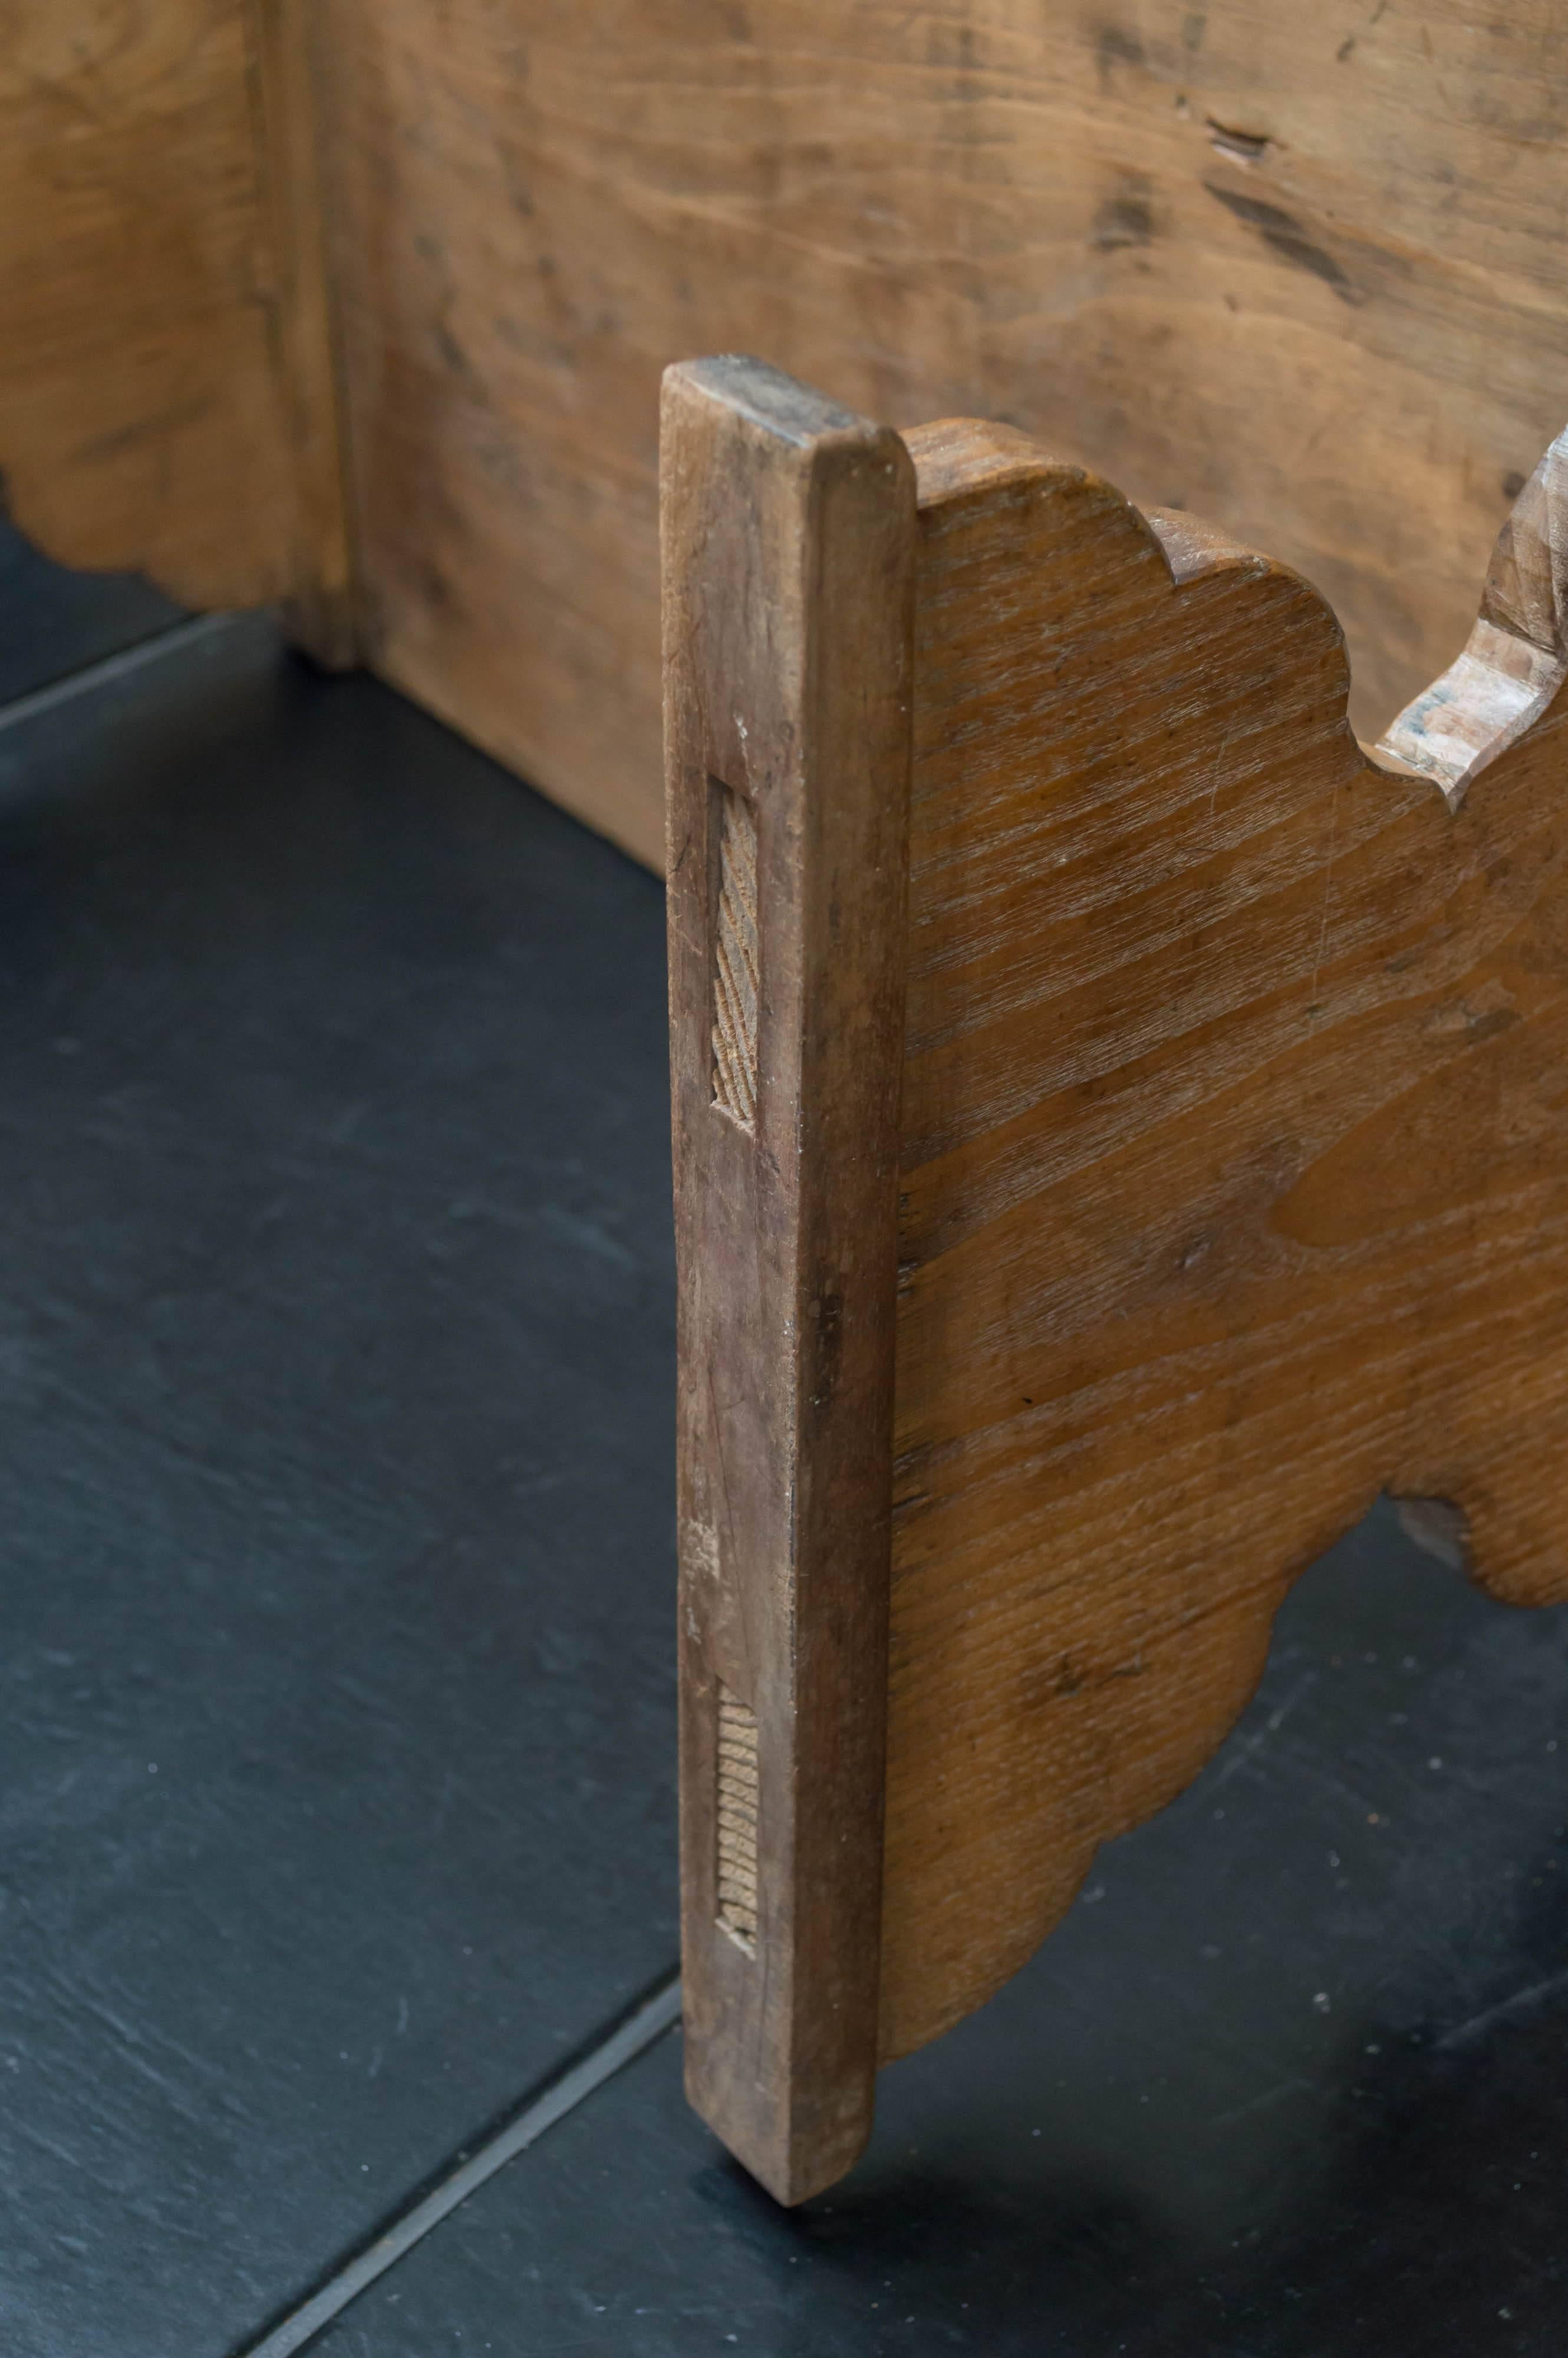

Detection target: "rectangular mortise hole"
[715, 1682, 759, 1949]
[709, 783, 759, 1129]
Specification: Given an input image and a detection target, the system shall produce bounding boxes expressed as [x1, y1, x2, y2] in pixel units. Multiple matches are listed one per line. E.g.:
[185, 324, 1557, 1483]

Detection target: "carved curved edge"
[877, 410, 1568, 2069]
[902, 409, 1568, 796]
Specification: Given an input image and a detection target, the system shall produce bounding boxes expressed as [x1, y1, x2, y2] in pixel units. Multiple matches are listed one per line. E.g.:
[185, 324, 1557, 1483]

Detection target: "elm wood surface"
[881, 417, 1568, 2063]
[309, 1514, 1568, 2358]
[0, 619, 680, 2358]
[312, 0, 1568, 866]
[0, 0, 351, 649]
[663, 358, 914, 2204]
[667, 359, 1568, 2192]
[14, 4, 1566, 860]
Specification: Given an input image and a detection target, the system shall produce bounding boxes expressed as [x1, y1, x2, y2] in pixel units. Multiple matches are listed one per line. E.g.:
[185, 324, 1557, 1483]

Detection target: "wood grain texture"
[0, 0, 351, 637]
[664, 358, 914, 2203]
[248, 0, 358, 663]
[877, 419, 1568, 2062]
[318, 0, 1568, 863]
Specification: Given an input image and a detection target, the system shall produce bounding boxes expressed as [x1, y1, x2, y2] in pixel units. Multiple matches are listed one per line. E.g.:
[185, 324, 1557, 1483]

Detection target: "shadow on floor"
[312, 1504, 1568, 2358]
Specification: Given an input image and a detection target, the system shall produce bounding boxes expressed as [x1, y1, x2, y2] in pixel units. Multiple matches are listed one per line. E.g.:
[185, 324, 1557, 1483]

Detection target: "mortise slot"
[716, 1682, 760, 1948]
[710, 785, 759, 1128]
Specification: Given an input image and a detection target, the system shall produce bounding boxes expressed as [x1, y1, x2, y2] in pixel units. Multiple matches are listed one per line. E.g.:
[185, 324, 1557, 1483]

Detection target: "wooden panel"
[318, 0, 1568, 865]
[664, 358, 914, 2204]
[249, 0, 357, 663]
[0, 0, 351, 646]
[877, 419, 1568, 2062]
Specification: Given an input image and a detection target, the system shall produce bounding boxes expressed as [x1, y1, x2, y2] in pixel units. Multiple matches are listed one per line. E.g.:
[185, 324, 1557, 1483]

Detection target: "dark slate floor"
[0, 584, 678, 2357]
[0, 516, 183, 708]
[309, 1511, 1568, 2358]
[3, 536, 1567, 2358]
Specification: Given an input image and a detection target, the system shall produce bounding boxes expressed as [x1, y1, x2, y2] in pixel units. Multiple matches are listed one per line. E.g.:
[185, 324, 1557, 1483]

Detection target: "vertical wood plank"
[248, 0, 358, 666]
[663, 357, 914, 2204]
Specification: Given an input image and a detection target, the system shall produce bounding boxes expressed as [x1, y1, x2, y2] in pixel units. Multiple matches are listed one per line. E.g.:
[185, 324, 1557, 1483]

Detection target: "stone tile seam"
[229, 1968, 683, 2358]
[0, 611, 242, 743]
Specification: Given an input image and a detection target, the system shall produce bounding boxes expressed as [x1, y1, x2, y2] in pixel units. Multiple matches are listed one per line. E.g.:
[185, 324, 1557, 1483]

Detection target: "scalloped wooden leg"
[665, 364, 1568, 2192]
